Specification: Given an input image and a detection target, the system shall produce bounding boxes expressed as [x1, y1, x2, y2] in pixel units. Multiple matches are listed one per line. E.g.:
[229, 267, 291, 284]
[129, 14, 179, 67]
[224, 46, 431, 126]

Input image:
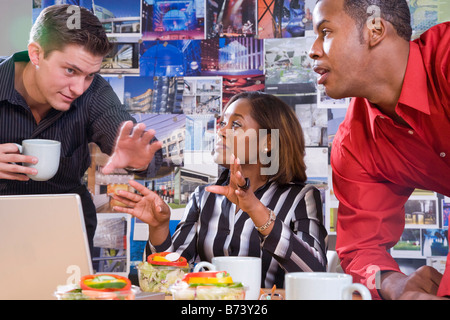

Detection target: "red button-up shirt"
[331, 22, 450, 299]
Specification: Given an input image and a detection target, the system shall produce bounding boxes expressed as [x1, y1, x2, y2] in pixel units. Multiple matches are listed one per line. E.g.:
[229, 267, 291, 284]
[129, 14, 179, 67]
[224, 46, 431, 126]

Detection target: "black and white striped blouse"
[150, 169, 328, 288]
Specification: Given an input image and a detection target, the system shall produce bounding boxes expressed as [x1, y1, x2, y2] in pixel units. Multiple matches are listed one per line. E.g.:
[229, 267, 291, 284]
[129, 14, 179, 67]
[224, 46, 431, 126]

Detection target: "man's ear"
[366, 17, 388, 48]
[27, 42, 43, 67]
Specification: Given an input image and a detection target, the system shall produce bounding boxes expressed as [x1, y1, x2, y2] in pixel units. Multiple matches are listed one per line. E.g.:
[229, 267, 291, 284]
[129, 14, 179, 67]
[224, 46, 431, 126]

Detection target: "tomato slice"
[80, 274, 131, 292]
[147, 252, 188, 267]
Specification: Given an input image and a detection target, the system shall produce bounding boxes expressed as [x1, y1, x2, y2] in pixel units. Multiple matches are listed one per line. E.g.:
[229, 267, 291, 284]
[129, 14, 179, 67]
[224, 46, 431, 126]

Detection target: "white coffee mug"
[285, 272, 371, 300]
[194, 256, 262, 300]
[15, 139, 61, 181]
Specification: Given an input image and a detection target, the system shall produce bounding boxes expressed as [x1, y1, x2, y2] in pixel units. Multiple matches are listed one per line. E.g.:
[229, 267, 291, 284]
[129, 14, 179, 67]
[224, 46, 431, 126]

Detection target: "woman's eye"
[217, 120, 242, 130]
[231, 121, 242, 129]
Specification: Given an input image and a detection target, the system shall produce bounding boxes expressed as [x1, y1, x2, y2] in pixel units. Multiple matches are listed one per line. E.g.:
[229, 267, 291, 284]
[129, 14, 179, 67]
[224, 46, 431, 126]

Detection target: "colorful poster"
[140, 40, 202, 77]
[257, 0, 312, 38]
[205, 0, 257, 38]
[142, 0, 205, 40]
[124, 76, 185, 114]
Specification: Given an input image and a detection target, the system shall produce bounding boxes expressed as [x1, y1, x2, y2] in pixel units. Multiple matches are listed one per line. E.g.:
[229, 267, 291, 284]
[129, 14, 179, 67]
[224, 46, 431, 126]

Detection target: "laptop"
[0, 194, 93, 300]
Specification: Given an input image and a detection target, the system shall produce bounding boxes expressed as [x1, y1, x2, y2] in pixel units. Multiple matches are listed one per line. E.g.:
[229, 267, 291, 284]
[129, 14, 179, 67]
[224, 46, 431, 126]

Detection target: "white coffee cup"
[15, 139, 61, 181]
[194, 256, 262, 300]
[285, 272, 371, 300]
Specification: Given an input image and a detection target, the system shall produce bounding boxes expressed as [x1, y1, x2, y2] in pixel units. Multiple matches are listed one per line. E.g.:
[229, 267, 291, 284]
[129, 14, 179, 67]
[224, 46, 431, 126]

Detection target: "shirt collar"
[0, 52, 20, 102]
[0, 51, 31, 105]
[366, 41, 430, 138]
[397, 41, 431, 115]
[366, 98, 383, 137]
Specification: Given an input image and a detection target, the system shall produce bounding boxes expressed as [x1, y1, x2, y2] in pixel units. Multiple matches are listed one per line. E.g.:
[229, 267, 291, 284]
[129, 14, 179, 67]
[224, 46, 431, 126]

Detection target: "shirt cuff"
[260, 219, 291, 257]
[148, 232, 173, 254]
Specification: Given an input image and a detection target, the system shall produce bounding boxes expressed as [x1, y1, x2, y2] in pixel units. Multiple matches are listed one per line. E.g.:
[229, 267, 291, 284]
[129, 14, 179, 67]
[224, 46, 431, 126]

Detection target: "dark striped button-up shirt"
[0, 51, 136, 194]
[0, 51, 161, 246]
[151, 169, 328, 288]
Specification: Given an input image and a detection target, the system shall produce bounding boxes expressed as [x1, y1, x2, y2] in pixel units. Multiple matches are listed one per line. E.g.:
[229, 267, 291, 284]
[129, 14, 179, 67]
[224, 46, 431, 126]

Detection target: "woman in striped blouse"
[114, 92, 328, 288]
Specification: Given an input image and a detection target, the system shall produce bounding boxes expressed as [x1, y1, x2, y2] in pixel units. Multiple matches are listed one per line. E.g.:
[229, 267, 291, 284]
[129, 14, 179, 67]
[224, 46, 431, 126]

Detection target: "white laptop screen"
[0, 194, 93, 300]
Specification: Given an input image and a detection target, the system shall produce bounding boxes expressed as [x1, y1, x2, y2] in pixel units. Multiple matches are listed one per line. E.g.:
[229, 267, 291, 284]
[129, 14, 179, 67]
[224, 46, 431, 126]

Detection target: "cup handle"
[193, 261, 216, 273]
[9, 144, 23, 165]
[342, 283, 372, 300]
[14, 143, 23, 153]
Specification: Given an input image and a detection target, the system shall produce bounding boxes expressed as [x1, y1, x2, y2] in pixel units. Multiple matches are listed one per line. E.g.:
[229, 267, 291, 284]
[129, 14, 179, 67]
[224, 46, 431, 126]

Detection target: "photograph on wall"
[218, 37, 264, 75]
[317, 84, 351, 109]
[391, 228, 422, 258]
[94, 0, 142, 38]
[408, 0, 448, 39]
[304, 148, 328, 180]
[443, 198, 450, 228]
[182, 76, 223, 114]
[427, 256, 447, 274]
[200, 38, 220, 74]
[264, 37, 316, 105]
[296, 104, 327, 147]
[325, 164, 338, 233]
[140, 40, 202, 77]
[141, 0, 205, 40]
[257, 0, 312, 38]
[205, 0, 257, 38]
[178, 167, 218, 205]
[200, 37, 264, 77]
[327, 108, 347, 148]
[222, 74, 265, 105]
[327, 207, 338, 233]
[422, 228, 449, 257]
[101, 40, 140, 74]
[404, 195, 439, 229]
[129, 217, 147, 273]
[133, 113, 187, 170]
[304, 147, 328, 223]
[184, 115, 219, 172]
[124, 76, 185, 113]
[102, 75, 125, 103]
[92, 213, 131, 277]
[34, 0, 142, 38]
[264, 37, 315, 85]
[185, 115, 216, 153]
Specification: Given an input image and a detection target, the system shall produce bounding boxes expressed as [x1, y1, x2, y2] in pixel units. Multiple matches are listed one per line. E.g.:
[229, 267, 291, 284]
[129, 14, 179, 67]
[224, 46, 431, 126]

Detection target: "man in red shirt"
[310, 0, 449, 299]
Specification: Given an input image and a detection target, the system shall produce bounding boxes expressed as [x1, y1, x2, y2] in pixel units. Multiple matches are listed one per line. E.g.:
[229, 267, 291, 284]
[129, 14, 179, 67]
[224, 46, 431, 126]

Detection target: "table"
[164, 287, 363, 300]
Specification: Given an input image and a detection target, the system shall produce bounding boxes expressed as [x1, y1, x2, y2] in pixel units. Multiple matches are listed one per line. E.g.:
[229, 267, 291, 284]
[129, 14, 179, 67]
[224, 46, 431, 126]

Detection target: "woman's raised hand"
[206, 154, 260, 213]
[111, 179, 170, 228]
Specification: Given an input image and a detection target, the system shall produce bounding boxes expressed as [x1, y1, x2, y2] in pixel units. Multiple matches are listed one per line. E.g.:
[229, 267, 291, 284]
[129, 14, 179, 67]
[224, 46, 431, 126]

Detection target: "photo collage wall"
[33, 0, 449, 275]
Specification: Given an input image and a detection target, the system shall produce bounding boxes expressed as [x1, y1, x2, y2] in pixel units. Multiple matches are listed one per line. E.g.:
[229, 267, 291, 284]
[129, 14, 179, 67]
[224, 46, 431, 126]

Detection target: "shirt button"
[440, 152, 446, 158]
[408, 130, 414, 135]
